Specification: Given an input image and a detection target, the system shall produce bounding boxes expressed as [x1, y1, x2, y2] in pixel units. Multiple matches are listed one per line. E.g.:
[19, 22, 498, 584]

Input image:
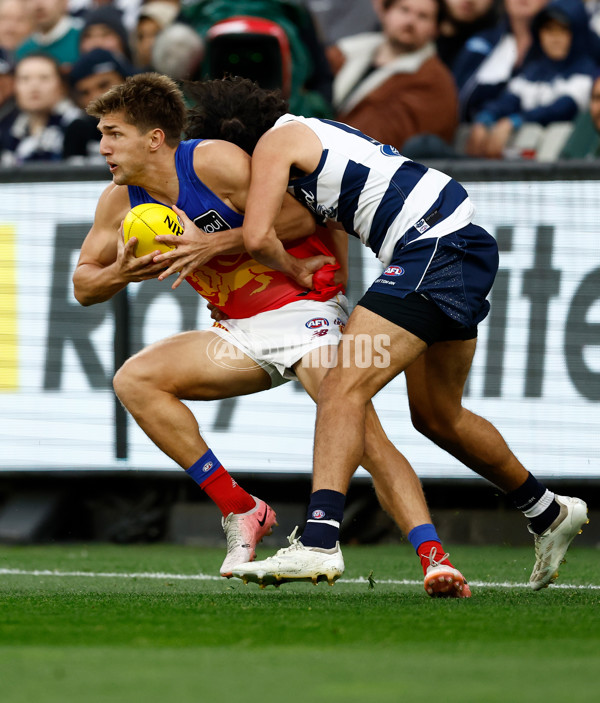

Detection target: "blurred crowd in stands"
[1, 0, 600, 165]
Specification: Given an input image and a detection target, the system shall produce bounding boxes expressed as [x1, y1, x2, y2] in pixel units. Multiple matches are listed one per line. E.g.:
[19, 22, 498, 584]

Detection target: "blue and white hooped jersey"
[276, 114, 476, 267]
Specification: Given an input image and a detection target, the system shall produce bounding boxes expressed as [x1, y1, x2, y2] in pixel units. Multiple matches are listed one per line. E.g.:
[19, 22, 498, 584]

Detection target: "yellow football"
[123, 203, 184, 257]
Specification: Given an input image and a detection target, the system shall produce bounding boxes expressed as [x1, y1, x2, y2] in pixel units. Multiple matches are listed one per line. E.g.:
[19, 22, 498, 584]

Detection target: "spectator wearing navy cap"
[79, 5, 132, 61]
[69, 47, 134, 109]
[63, 47, 134, 162]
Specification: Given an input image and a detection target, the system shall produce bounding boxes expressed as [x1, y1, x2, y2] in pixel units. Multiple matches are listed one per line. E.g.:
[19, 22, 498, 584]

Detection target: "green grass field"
[1, 542, 599, 703]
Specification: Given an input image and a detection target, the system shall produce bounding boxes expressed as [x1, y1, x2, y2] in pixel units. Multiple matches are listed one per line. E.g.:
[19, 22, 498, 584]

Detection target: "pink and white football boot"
[220, 497, 277, 577]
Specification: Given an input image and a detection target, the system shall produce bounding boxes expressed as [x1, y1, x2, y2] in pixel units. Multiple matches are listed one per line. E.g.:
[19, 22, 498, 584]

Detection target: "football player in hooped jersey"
[73, 73, 471, 594]
[201, 85, 588, 591]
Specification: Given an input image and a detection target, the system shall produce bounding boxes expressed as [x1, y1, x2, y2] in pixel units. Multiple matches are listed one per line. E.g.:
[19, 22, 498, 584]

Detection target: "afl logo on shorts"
[305, 317, 330, 329]
[202, 461, 213, 473]
[312, 509, 326, 519]
[384, 266, 404, 276]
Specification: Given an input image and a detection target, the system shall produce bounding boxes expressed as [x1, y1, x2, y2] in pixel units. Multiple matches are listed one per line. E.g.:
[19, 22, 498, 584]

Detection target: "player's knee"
[410, 402, 463, 443]
[112, 364, 131, 405]
[316, 370, 367, 407]
[113, 357, 148, 405]
[409, 403, 442, 440]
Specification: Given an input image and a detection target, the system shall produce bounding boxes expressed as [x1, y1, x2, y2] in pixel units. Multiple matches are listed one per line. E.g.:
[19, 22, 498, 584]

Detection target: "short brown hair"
[87, 72, 187, 146]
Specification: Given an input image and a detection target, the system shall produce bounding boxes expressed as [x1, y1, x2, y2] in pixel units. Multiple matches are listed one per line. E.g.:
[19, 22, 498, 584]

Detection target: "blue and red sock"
[185, 449, 255, 517]
[408, 523, 454, 575]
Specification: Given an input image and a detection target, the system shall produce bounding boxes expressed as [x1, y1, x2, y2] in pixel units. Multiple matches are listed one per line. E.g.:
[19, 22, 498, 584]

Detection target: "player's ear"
[149, 128, 166, 151]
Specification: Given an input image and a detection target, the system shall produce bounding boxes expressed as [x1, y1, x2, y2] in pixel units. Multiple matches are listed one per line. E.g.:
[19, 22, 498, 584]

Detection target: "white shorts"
[210, 294, 349, 387]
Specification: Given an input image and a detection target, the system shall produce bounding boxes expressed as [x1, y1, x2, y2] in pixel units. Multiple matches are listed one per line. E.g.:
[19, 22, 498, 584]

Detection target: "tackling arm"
[152, 139, 321, 289]
[242, 123, 329, 288]
[242, 129, 306, 277]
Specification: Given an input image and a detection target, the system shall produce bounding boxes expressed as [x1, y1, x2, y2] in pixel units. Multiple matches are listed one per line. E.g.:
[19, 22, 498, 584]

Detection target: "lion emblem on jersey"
[187, 254, 273, 307]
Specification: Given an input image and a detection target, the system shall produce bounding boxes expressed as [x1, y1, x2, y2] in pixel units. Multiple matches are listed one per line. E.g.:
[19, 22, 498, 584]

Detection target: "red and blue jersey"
[128, 139, 343, 319]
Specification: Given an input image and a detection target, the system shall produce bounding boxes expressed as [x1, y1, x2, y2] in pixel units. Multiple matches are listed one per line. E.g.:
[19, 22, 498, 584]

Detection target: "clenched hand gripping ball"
[123, 203, 184, 257]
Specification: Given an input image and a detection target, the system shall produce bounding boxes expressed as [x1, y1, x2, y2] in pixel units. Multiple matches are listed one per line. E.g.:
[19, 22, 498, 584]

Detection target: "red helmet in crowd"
[205, 16, 292, 98]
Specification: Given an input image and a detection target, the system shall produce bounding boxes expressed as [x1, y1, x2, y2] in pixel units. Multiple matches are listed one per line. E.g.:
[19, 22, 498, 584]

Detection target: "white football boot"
[220, 497, 277, 578]
[529, 495, 589, 591]
[231, 527, 344, 588]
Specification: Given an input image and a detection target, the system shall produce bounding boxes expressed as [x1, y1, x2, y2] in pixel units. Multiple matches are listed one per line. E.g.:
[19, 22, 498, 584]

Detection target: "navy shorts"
[363, 223, 499, 332]
[358, 291, 478, 346]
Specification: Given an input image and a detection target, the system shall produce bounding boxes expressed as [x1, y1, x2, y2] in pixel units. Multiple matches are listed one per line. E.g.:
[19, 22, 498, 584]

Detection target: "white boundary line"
[1, 568, 598, 590]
